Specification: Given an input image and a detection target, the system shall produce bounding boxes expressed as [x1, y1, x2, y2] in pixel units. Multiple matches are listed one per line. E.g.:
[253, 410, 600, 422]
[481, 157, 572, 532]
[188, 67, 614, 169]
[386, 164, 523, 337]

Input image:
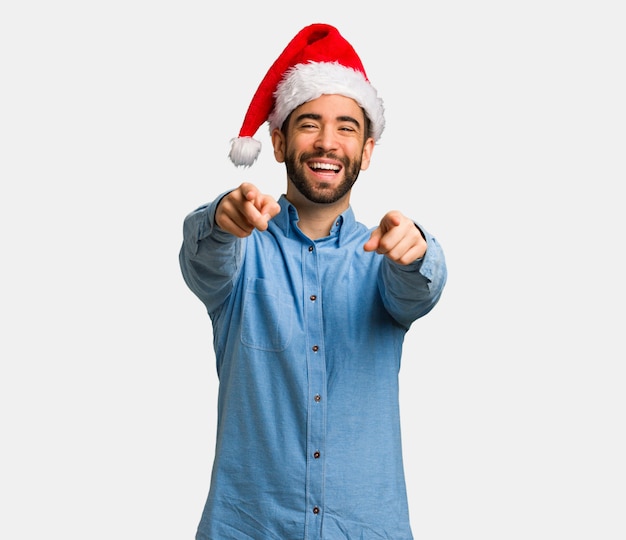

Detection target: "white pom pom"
[228, 136, 262, 167]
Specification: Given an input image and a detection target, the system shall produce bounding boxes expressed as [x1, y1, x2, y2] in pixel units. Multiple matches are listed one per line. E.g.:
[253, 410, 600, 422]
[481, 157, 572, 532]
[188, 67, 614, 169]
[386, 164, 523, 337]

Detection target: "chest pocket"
[241, 278, 294, 352]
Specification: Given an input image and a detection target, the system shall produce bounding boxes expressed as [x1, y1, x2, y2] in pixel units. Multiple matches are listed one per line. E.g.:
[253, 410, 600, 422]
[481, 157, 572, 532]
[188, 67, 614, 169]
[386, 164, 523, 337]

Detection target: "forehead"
[292, 94, 366, 121]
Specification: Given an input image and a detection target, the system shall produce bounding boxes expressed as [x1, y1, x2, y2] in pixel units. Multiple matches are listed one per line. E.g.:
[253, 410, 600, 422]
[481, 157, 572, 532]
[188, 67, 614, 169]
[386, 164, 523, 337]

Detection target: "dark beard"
[285, 150, 362, 204]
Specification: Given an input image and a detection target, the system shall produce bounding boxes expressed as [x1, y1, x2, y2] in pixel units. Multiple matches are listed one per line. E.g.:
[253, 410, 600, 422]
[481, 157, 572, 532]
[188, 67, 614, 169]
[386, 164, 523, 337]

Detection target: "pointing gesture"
[215, 183, 281, 237]
[363, 211, 427, 265]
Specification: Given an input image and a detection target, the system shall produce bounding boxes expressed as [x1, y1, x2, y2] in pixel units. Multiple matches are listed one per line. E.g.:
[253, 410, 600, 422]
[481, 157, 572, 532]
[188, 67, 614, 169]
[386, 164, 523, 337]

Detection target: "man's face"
[272, 94, 374, 205]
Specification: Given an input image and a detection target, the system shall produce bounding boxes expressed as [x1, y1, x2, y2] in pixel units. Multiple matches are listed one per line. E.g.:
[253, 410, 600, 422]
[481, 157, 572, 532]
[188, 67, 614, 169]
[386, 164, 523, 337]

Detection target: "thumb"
[363, 226, 383, 252]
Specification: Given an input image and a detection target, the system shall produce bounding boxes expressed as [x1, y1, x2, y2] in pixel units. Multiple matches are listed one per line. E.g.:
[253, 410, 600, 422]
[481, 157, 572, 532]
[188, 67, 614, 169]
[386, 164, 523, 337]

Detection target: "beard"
[285, 149, 362, 204]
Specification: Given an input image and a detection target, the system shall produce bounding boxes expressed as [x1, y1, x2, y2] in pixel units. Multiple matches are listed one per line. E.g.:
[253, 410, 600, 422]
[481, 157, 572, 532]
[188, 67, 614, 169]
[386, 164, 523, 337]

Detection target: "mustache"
[300, 151, 346, 164]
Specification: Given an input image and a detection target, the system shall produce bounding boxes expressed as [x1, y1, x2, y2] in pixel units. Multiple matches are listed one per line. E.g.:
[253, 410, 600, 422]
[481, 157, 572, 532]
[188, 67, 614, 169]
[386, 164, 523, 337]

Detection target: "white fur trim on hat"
[268, 61, 385, 141]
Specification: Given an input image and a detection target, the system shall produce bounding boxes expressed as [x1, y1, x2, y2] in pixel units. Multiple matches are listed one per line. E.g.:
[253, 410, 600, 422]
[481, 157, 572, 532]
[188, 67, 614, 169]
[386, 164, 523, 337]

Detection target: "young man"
[180, 23, 447, 540]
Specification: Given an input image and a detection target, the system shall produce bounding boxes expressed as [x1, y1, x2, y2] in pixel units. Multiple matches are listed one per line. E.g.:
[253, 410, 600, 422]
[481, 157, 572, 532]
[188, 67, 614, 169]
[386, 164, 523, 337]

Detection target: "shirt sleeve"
[378, 223, 447, 329]
[178, 192, 244, 316]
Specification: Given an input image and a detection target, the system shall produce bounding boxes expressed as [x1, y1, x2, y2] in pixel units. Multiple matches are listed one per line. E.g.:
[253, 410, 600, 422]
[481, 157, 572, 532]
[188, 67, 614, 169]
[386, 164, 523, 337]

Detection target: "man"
[180, 23, 447, 540]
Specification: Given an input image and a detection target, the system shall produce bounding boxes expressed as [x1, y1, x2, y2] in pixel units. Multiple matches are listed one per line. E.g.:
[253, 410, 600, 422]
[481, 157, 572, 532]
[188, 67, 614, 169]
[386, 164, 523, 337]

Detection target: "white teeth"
[311, 162, 339, 171]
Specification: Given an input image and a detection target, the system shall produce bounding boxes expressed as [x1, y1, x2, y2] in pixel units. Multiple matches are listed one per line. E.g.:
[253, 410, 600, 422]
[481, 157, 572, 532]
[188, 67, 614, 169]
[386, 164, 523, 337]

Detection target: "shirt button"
[312, 506, 320, 515]
[314, 394, 321, 402]
[312, 345, 319, 352]
[308, 245, 314, 252]
[310, 295, 317, 301]
[314, 451, 321, 459]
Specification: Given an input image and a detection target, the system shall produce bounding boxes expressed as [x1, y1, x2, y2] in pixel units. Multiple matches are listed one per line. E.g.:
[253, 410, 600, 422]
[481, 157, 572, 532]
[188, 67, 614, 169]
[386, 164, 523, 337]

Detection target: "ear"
[359, 137, 375, 171]
[271, 128, 286, 163]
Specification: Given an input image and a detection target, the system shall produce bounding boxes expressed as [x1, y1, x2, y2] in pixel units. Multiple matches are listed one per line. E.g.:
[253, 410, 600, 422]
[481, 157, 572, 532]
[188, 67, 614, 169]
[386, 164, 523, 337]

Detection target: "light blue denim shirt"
[180, 194, 447, 540]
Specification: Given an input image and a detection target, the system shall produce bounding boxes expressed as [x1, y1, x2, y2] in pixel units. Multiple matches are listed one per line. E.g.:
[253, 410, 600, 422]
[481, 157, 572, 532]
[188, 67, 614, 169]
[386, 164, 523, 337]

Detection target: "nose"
[313, 126, 338, 152]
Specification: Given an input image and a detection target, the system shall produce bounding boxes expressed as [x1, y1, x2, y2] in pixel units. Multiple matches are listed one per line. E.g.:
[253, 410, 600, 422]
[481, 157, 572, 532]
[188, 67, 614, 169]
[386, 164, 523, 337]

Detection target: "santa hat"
[228, 23, 385, 167]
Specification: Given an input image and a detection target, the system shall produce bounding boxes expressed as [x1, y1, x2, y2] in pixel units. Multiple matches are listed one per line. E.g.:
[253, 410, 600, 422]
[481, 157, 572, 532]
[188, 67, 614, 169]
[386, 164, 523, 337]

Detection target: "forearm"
[179, 194, 244, 315]
[379, 225, 447, 328]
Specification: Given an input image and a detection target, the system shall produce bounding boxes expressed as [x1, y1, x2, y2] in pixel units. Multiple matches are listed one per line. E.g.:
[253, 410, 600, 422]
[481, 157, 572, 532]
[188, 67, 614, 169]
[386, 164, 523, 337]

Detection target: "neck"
[285, 189, 350, 240]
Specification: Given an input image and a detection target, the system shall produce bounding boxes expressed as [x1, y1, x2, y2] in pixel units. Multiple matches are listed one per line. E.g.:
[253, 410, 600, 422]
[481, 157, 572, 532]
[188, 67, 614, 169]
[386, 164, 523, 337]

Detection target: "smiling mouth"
[309, 161, 341, 174]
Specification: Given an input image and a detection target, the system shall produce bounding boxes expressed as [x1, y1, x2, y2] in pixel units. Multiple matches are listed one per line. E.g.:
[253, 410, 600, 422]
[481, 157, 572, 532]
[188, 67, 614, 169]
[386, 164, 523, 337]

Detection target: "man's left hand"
[363, 211, 427, 265]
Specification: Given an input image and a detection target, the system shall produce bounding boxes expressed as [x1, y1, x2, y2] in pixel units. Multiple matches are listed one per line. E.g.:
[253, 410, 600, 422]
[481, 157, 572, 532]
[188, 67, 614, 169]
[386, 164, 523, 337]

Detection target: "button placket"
[302, 241, 325, 534]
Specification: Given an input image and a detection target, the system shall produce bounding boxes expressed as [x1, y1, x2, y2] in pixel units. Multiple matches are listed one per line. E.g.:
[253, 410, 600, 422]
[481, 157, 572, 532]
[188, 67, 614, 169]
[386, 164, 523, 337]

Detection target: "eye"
[296, 121, 319, 131]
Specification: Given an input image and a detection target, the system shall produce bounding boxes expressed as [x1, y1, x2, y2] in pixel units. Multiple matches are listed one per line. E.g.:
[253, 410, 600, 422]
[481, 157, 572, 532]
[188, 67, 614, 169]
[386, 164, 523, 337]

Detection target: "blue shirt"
[179, 194, 447, 540]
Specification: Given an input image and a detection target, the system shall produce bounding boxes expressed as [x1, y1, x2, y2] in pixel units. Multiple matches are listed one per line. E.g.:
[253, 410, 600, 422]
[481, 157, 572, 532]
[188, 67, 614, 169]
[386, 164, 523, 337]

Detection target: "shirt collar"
[274, 195, 357, 246]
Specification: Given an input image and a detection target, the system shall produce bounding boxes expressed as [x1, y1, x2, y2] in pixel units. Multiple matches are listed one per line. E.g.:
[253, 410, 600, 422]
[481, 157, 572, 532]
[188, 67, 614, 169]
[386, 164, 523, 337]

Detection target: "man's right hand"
[215, 183, 281, 237]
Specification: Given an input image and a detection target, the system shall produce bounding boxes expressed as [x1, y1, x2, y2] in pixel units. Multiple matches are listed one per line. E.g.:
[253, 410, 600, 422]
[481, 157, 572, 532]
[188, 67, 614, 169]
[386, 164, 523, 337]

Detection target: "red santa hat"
[228, 23, 385, 167]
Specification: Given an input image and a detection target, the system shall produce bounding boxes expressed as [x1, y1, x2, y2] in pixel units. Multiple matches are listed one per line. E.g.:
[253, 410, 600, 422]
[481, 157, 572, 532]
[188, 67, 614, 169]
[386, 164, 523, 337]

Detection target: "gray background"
[2, 1, 624, 538]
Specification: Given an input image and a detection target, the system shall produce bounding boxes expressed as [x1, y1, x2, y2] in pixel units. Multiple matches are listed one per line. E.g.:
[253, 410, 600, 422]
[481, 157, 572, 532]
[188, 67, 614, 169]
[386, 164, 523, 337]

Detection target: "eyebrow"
[294, 113, 362, 129]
